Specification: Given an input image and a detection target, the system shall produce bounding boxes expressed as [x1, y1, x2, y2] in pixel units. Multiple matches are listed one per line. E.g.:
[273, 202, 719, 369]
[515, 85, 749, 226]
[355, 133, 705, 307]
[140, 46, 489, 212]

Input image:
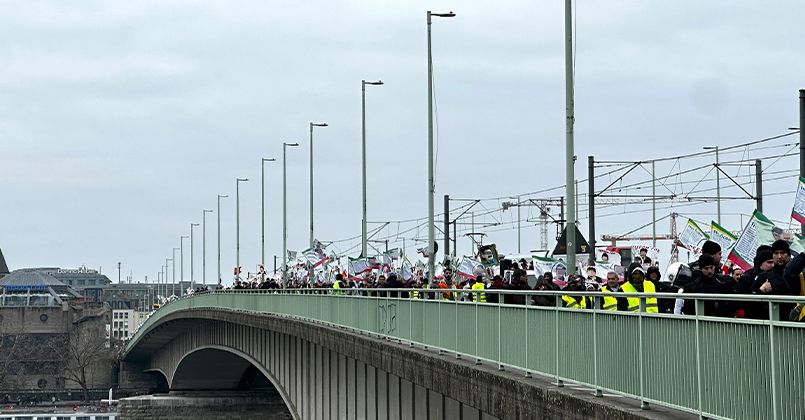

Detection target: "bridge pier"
[118, 391, 291, 420]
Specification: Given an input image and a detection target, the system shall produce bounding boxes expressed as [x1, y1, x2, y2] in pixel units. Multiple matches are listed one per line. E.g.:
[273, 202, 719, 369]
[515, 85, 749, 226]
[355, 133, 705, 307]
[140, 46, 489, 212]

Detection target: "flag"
[532, 256, 568, 280]
[347, 257, 372, 280]
[401, 258, 413, 281]
[591, 261, 617, 279]
[676, 219, 709, 254]
[792, 176, 805, 225]
[416, 246, 429, 258]
[287, 250, 297, 262]
[387, 248, 402, 260]
[456, 256, 483, 279]
[302, 247, 330, 268]
[378, 253, 393, 271]
[728, 210, 777, 270]
[710, 221, 737, 266]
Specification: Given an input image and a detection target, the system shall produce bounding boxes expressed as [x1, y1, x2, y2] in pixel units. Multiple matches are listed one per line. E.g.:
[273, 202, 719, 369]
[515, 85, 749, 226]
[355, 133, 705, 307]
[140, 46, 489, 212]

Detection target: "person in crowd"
[682, 254, 734, 317]
[601, 253, 609, 262]
[561, 276, 588, 309]
[470, 275, 486, 303]
[753, 240, 797, 318]
[621, 263, 658, 313]
[507, 269, 531, 305]
[384, 273, 404, 298]
[731, 245, 771, 318]
[532, 273, 559, 307]
[783, 245, 805, 321]
[600, 271, 627, 311]
[437, 274, 453, 301]
[332, 273, 345, 295]
[487, 274, 506, 303]
[646, 266, 661, 285]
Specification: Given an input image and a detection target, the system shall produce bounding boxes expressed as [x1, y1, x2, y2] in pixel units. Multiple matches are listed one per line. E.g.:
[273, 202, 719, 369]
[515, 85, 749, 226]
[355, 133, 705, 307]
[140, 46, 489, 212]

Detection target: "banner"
[456, 256, 484, 279]
[387, 248, 402, 261]
[710, 221, 737, 265]
[793, 176, 805, 225]
[677, 219, 710, 254]
[532, 256, 568, 280]
[477, 244, 499, 267]
[728, 210, 776, 270]
[590, 261, 618, 279]
[378, 253, 393, 272]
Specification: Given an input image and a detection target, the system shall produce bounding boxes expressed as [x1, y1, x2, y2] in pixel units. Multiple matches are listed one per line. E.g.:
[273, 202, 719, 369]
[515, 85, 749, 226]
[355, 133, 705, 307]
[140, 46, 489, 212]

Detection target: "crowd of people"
[206, 238, 805, 322]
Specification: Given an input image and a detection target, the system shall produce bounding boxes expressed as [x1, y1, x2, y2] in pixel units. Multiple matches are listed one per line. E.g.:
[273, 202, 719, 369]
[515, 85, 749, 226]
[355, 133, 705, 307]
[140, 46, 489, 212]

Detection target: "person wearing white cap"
[621, 263, 658, 313]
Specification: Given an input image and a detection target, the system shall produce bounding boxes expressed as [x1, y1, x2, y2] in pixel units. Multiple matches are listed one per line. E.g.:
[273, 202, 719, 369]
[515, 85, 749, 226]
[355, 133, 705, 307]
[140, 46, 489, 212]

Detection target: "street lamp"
[236, 178, 249, 282]
[190, 223, 199, 290]
[172, 247, 179, 297]
[309, 122, 328, 248]
[361, 79, 383, 257]
[703, 146, 721, 223]
[261, 159, 276, 268]
[283, 141, 300, 286]
[202, 209, 213, 286]
[164, 258, 172, 301]
[217, 194, 228, 287]
[180, 235, 188, 294]
[427, 10, 455, 281]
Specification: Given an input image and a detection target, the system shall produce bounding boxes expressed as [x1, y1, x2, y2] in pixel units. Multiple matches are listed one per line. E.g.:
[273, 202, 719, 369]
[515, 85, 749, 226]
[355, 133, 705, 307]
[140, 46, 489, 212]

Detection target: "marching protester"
[621, 264, 658, 313]
[600, 271, 628, 311]
[682, 254, 735, 317]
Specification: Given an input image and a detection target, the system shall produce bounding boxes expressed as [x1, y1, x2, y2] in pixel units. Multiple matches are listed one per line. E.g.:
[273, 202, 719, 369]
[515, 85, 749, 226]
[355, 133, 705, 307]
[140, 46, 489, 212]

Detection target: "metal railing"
[127, 288, 805, 420]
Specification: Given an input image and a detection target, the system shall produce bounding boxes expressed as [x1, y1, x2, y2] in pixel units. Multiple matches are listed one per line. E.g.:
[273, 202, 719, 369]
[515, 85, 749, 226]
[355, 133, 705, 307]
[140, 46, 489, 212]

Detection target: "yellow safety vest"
[600, 286, 619, 311]
[332, 280, 343, 296]
[412, 289, 420, 299]
[621, 281, 658, 313]
[471, 282, 486, 303]
[562, 295, 587, 309]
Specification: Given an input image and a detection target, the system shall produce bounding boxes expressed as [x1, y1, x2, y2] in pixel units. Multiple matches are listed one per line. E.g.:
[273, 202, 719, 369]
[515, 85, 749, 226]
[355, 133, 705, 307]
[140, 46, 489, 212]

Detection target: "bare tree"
[0, 319, 29, 390]
[52, 320, 112, 401]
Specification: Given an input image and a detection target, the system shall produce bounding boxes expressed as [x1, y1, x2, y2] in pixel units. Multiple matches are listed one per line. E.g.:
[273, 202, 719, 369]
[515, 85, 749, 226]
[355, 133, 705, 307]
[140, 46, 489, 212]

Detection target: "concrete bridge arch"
[122, 306, 678, 420]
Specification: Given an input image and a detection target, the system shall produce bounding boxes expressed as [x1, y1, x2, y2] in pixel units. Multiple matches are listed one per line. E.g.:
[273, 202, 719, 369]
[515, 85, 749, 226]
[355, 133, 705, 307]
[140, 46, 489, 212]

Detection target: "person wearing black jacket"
[384, 273, 405, 298]
[682, 254, 735, 317]
[735, 245, 772, 318]
[754, 240, 798, 318]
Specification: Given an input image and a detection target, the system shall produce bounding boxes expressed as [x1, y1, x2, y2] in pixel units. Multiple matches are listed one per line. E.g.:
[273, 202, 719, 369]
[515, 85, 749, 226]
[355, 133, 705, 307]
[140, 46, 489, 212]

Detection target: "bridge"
[120, 289, 805, 420]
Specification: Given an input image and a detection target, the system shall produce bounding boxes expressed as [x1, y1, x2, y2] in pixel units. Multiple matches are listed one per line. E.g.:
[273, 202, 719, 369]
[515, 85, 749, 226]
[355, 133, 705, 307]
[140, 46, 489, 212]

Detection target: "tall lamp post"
[217, 194, 228, 287]
[180, 235, 188, 295]
[202, 209, 213, 286]
[309, 122, 328, 248]
[164, 258, 172, 301]
[261, 159, 276, 268]
[172, 247, 179, 297]
[361, 79, 383, 257]
[704, 146, 721, 224]
[190, 223, 199, 290]
[236, 178, 249, 281]
[283, 141, 300, 286]
[427, 10, 455, 281]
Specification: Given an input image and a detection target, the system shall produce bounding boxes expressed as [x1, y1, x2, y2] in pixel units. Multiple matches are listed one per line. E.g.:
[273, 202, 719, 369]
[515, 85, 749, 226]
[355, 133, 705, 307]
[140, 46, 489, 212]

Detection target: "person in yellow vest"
[600, 271, 627, 311]
[471, 275, 486, 303]
[562, 276, 588, 309]
[621, 264, 658, 313]
[332, 273, 345, 296]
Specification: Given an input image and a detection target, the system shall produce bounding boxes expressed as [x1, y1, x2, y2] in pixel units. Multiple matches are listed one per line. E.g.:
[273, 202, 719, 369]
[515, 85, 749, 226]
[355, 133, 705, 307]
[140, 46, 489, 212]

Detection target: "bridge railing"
[129, 288, 805, 420]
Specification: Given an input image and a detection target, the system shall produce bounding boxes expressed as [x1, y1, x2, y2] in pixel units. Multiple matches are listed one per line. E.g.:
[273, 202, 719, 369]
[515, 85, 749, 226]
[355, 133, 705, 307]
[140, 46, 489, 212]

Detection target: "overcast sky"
[2, 1, 804, 282]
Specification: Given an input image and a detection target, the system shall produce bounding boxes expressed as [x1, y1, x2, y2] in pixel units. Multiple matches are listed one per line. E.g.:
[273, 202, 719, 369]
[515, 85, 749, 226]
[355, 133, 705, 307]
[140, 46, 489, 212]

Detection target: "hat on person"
[627, 262, 645, 276]
[771, 239, 791, 255]
[698, 254, 716, 268]
[701, 240, 721, 256]
[756, 249, 774, 265]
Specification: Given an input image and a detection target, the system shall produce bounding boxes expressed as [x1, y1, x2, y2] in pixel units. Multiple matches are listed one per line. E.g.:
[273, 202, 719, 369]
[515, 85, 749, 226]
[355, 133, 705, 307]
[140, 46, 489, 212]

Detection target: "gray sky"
[2, 0, 804, 282]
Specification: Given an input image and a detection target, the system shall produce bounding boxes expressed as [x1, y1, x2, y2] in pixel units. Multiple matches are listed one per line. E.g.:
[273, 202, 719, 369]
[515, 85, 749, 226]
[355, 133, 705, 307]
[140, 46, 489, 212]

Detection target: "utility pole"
[444, 195, 450, 265]
[755, 159, 763, 213]
[652, 160, 657, 247]
[588, 156, 595, 264]
[800, 89, 805, 235]
[564, 0, 577, 275]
